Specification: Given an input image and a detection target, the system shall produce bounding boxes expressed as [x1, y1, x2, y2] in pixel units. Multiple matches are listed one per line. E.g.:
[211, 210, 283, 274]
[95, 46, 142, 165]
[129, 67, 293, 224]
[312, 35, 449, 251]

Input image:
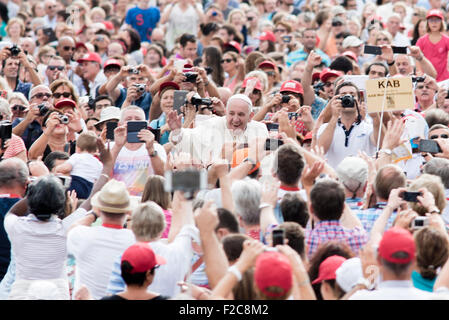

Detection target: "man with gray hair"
[167, 94, 269, 164]
[423, 157, 449, 224]
[231, 178, 262, 240]
[0, 158, 29, 281]
[336, 156, 368, 211]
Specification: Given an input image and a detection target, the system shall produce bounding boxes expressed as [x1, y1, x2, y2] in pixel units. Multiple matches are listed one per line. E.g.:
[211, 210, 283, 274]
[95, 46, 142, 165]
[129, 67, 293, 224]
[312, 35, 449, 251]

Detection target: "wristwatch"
[149, 150, 158, 157]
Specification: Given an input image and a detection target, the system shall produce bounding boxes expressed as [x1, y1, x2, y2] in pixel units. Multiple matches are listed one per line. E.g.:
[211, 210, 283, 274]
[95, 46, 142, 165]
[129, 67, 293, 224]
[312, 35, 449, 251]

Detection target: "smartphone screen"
[266, 122, 279, 131]
[265, 138, 284, 151]
[106, 121, 118, 141]
[363, 45, 382, 55]
[419, 139, 442, 154]
[401, 191, 422, 202]
[127, 121, 148, 143]
[173, 90, 188, 115]
[272, 229, 285, 246]
[392, 46, 407, 54]
[288, 112, 298, 120]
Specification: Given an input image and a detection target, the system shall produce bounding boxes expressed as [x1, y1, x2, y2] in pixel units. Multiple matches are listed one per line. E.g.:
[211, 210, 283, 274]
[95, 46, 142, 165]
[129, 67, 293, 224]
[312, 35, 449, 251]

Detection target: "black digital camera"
[183, 72, 198, 83]
[313, 82, 325, 95]
[412, 76, 425, 83]
[190, 96, 212, 106]
[8, 45, 21, 57]
[37, 103, 50, 116]
[338, 94, 355, 108]
[281, 95, 291, 103]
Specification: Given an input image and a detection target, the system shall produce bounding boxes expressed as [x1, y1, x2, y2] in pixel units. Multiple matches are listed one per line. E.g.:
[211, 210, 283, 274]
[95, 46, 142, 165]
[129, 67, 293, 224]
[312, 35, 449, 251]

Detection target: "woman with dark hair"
[0, 2, 8, 39]
[411, 19, 427, 46]
[199, 22, 219, 49]
[222, 51, 245, 92]
[307, 241, 355, 300]
[4, 175, 88, 299]
[144, 44, 164, 78]
[118, 28, 143, 64]
[201, 46, 224, 87]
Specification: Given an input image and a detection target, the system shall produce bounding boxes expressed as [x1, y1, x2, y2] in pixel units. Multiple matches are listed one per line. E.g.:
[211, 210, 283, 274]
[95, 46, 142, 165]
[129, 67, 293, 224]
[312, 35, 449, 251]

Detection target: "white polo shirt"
[317, 119, 376, 169]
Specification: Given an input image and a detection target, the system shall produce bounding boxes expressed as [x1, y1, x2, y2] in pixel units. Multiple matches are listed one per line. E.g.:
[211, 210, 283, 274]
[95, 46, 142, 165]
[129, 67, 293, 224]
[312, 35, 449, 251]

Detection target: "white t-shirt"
[317, 120, 376, 169]
[112, 142, 166, 196]
[67, 153, 103, 183]
[349, 280, 434, 300]
[67, 225, 136, 300]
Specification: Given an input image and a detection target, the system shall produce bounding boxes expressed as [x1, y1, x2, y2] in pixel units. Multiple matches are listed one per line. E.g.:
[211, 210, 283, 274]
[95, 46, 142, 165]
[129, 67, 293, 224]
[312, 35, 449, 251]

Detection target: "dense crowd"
[2, 0, 449, 301]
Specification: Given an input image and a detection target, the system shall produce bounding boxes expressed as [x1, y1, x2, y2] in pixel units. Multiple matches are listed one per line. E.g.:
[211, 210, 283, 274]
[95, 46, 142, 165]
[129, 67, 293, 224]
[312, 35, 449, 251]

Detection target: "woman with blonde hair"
[408, 174, 446, 216]
[5, 18, 25, 44]
[141, 175, 172, 239]
[89, 7, 106, 24]
[49, 79, 79, 106]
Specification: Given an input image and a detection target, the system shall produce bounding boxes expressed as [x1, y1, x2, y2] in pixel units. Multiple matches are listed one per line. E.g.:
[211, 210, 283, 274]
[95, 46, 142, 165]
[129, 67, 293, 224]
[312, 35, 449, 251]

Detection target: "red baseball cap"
[258, 60, 276, 70]
[342, 50, 358, 62]
[254, 251, 293, 298]
[280, 80, 304, 95]
[103, 58, 122, 69]
[77, 52, 102, 64]
[427, 9, 444, 20]
[54, 98, 76, 110]
[312, 72, 321, 83]
[103, 21, 114, 31]
[378, 227, 415, 264]
[320, 68, 344, 83]
[241, 77, 263, 91]
[303, 131, 313, 142]
[312, 255, 347, 285]
[225, 41, 241, 54]
[121, 242, 166, 274]
[159, 81, 180, 94]
[259, 31, 276, 43]
[75, 42, 88, 50]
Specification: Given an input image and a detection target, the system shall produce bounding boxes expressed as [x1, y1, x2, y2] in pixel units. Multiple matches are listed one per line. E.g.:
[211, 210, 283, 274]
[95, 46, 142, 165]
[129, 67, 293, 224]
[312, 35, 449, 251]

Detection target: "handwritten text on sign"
[366, 77, 414, 113]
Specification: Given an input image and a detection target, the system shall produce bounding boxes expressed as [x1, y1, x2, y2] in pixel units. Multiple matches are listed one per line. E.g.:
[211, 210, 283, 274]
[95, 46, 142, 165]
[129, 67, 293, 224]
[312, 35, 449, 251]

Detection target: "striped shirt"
[305, 220, 368, 259]
[4, 208, 87, 281]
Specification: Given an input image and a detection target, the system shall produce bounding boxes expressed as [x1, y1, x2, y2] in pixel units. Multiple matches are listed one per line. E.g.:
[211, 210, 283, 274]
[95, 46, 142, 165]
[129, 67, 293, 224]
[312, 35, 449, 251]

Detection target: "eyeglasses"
[416, 84, 431, 90]
[48, 65, 64, 71]
[47, 5, 56, 9]
[31, 92, 51, 100]
[265, 71, 276, 76]
[53, 92, 72, 99]
[274, 28, 287, 33]
[376, 38, 389, 41]
[63, 46, 75, 51]
[11, 105, 26, 111]
[95, 36, 105, 41]
[430, 134, 449, 139]
[221, 58, 234, 63]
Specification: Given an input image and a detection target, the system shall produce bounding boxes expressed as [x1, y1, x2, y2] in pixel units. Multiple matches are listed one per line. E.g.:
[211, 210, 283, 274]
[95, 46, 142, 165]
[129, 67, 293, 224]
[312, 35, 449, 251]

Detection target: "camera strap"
[338, 118, 356, 147]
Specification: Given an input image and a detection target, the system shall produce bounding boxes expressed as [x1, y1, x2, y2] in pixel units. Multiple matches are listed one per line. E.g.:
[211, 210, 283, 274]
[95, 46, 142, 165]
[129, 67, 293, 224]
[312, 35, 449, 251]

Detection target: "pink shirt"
[161, 209, 172, 239]
[417, 34, 449, 82]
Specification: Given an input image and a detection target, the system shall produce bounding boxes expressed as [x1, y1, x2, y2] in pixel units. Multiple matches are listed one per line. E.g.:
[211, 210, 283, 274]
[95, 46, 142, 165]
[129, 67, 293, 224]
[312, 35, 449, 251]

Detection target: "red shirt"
[417, 34, 449, 82]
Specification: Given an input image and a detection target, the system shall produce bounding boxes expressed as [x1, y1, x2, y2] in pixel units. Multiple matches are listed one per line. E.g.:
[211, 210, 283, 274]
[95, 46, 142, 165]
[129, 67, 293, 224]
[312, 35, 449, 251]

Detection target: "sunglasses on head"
[48, 65, 64, 71]
[53, 92, 72, 98]
[430, 134, 449, 139]
[11, 104, 26, 111]
[63, 46, 75, 51]
[31, 92, 51, 100]
[221, 58, 234, 63]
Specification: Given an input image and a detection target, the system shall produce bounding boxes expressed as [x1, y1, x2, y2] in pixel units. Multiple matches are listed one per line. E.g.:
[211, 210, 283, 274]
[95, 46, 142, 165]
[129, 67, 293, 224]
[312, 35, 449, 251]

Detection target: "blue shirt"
[311, 95, 327, 120]
[355, 202, 397, 234]
[0, 197, 20, 281]
[115, 88, 153, 120]
[12, 118, 43, 150]
[125, 6, 160, 43]
[286, 48, 331, 67]
[149, 113, 169, 145]
[15, 80, 32, 99]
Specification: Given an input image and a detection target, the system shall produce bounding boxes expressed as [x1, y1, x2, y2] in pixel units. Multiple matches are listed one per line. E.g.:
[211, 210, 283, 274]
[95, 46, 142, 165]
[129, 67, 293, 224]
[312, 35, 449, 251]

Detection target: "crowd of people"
[2, 0, 449, 301]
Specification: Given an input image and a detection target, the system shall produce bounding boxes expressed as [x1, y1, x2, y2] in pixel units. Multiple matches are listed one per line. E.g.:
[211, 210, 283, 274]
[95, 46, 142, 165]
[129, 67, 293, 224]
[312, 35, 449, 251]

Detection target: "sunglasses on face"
[11, 105, 26, 111]
[274, 29, 287, 33]
[430, 134, 449, 139]
[31, 93, 51, 100]
[221, 58, 234, 63]
[53, 92, 72, 98]
[48, 65, 64, 71]
[265, 71, 276, 76]
[63, 46, 75, 51]
[416, 84, 431, 90]
[377, 38, 389, 41]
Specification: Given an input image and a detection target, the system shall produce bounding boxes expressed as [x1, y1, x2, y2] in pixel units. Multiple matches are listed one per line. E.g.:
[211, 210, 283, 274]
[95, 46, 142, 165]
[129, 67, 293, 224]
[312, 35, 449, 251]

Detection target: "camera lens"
[59, 115, 69, 124]
[38, 104, 49, 116]
[281, 95, 291, 103]
[339, 94, 355, 108]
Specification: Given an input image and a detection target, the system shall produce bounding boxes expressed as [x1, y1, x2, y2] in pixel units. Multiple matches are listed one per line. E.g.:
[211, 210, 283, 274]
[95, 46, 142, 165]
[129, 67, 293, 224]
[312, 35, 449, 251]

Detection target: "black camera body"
[8, 45, 21, 57]
[313, 82, 325, 95]
[0, 120, 12, 140]
[128, 68, 139, 74]
[190, 96, 212, 106]
[338, 94, 355, 108]
[134, 83, 146, 93]
[412, 76, 425, 83]
[184, 72, 198, 83]
[37, 103, 50, 116]
[281, 95, 291, 104]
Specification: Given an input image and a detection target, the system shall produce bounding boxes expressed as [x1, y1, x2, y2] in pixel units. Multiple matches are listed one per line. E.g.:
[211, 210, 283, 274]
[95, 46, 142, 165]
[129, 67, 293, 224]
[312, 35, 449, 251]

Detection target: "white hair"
[231, 178, 262, 226]
[120, 105, 145, 123]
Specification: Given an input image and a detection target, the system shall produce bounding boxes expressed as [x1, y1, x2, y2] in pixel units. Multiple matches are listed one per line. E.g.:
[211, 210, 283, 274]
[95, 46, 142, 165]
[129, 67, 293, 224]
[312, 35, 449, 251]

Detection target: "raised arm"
[302, 50, 323, 106]
[316, 96, 340, 154]
[409, 46, 437, 80]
